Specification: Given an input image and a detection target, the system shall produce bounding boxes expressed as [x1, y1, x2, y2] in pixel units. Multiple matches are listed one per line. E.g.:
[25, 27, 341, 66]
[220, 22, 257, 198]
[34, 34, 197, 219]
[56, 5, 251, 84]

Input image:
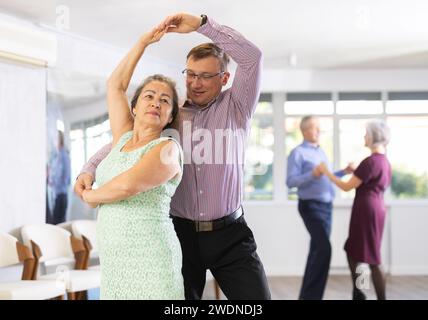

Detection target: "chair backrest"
[0, 233, 20, 267]
[71, 220, 98, 253]
[21, 224, 74, 263]
[57, 221, 73, 233]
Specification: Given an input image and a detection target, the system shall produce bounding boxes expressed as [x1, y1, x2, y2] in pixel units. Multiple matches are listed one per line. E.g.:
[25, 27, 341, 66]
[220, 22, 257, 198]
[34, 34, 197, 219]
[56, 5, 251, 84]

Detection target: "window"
[70, 128, 85, 182]
[387, 116, 428, 199]
[280, 91, 428, 201]
[70, 114, 111, 182]
[244, 95, 274, 200]
[338, 119, 372, 199]
[339, 119, 371, 169]
[85, 118, 112, 162]
[285, 93, 334, 115]
[387, 92, 428, 114]
[337, 92, 383, 115]
[385, 93, 428, 199]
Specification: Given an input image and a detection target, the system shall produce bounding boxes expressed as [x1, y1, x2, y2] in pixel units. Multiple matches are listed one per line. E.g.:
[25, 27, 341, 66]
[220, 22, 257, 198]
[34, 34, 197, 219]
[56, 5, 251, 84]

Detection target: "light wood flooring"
[202, 275, 428, 300]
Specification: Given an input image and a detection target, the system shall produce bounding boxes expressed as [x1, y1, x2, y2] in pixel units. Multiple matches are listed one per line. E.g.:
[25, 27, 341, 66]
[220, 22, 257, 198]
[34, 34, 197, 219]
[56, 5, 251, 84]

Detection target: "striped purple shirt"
[81, 17, 262, 221]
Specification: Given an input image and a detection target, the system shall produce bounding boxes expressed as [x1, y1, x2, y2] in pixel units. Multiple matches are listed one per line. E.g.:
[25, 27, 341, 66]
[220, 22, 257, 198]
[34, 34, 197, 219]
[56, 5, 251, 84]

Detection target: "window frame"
[244, 91, 428, 204]
[69, 113, 111, 181]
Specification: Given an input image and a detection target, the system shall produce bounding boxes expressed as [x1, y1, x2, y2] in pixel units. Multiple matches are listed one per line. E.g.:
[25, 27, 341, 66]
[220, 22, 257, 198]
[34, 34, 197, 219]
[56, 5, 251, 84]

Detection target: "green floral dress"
[95, 131, 184, 300]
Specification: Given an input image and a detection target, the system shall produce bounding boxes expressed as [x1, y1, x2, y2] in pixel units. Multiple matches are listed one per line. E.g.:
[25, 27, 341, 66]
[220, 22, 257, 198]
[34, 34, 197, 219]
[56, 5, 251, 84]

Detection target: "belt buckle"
[196, 221, 213, 232]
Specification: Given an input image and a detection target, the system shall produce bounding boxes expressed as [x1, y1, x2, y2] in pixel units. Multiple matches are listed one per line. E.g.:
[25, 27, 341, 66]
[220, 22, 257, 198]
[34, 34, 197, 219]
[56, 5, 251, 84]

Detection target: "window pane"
[388, 117, 428, 199]
[285, 117, 333, 200]
[244, 102, 274, 200]
[339, 119, 372, 199]
[70, 116, 112, 184]
[85, 126, 112, 164]
[336, 101, 383, 115]
[70, 129, 85, 181]
[386, 100, 428, 114]
[284, 101, 334, 115]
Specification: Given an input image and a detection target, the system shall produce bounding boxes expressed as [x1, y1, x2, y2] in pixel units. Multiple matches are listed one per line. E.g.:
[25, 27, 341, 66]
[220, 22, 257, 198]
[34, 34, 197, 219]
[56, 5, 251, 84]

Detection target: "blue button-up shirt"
[286, 141, 344, 203]
[49, 147, 71, 196]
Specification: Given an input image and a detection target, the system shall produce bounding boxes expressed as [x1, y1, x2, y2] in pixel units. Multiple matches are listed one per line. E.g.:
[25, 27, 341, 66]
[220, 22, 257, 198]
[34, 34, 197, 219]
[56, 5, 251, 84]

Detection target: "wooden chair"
[21, 224, 100, 300]
[0, 232, 66, 300]
[70, 220, 99, 271]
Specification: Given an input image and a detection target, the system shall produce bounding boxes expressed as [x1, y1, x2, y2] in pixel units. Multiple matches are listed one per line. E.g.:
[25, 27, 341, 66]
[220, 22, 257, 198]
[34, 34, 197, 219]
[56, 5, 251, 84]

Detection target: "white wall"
[261, 68, 428, 92]
[389, 202, 428, 275]
[244, 201, 428, 276]
[0, 61, 46, 233]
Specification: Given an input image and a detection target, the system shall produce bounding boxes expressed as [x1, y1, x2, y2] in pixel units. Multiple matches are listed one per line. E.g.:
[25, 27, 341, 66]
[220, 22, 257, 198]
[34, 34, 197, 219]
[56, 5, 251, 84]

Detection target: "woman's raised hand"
[157, 13, 201, 34]
[141, 26, 169, 45]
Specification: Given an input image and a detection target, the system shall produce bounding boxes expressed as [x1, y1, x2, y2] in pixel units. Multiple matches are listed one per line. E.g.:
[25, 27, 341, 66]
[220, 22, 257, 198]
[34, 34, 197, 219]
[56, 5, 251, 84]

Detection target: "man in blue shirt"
[48, 131, 71, 224]
[286, 116, 354, 300]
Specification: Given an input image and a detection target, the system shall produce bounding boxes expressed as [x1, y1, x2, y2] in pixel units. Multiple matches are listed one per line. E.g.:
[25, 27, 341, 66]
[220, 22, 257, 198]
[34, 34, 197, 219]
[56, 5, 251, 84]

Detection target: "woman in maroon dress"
[319, 119, 391, 300]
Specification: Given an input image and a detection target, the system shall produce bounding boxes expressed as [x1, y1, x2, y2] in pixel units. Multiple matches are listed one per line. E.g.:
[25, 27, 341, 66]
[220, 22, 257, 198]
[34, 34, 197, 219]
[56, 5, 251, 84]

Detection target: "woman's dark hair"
[130, 74, 179, 129]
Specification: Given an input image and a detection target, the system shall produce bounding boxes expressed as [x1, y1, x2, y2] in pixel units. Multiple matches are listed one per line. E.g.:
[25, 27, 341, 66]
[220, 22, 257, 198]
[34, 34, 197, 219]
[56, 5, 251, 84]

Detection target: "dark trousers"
[52, 193, 68, 225]
[46, 190, 51, 224]
[172, 214, 271, 300]
[298, 199, 332, 300]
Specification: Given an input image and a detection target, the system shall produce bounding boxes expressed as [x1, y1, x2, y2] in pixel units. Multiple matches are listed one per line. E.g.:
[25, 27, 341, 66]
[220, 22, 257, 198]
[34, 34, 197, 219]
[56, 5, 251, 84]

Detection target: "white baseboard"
[389, 266, 428, 275]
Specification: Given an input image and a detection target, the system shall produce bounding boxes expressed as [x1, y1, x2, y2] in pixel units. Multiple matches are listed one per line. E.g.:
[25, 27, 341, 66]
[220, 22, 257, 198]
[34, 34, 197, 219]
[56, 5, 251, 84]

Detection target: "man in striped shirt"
[74, 13, 270, 300]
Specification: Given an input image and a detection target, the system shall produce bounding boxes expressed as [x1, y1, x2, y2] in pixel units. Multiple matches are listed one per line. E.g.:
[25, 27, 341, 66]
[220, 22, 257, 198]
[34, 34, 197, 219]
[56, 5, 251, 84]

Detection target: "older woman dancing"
[81, 26, 184, 299]
[319, 119, 391, 300]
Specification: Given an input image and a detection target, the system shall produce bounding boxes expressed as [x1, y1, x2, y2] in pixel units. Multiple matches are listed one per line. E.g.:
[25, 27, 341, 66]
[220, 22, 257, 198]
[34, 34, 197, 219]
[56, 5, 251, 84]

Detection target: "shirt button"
[197, 167, 200, 171]
[200, 213, 204, 216]
[200, 190, 203, 194]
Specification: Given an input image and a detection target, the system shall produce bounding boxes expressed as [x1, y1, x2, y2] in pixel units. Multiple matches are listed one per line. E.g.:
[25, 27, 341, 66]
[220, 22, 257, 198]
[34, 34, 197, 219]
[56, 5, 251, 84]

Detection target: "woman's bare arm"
[107, 27, 168, 145]
[82, 141, 180, 205]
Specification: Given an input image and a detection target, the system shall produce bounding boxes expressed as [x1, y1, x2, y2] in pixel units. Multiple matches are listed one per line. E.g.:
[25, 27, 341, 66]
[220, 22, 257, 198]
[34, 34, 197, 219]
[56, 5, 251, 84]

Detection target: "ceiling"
[1, 0, 428, 69]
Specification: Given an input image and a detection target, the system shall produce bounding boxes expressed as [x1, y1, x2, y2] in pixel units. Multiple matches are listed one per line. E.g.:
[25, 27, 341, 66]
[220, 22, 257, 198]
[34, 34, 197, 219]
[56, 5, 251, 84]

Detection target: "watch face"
[201, 14, 207, 26]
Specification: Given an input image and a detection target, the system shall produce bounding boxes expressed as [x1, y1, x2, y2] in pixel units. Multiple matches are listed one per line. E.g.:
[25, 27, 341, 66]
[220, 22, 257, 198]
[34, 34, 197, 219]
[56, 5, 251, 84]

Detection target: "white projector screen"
[0, 61, 46, 233]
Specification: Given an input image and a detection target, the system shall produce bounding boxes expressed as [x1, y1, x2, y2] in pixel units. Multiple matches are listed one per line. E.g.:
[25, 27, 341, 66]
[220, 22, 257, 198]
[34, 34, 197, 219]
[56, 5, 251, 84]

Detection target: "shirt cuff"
[334, 170, 345, 178]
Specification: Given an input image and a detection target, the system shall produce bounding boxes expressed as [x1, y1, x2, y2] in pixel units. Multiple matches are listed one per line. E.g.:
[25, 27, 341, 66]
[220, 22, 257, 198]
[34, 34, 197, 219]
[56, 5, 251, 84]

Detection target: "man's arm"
[198, 17, 262, 125]
[334, 162, 356, 178]
[286, 150, 318, 189]
[74, 143, 112, 199]
[158, 13, 262, 125]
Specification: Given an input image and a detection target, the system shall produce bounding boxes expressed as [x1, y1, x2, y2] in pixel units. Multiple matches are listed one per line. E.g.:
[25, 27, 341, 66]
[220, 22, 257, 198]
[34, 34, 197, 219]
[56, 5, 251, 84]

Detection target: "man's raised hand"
[157, 13, 201, 34]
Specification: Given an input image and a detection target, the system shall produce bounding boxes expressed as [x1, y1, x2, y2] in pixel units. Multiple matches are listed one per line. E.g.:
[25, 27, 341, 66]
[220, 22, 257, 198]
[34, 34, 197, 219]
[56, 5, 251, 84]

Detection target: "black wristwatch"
[200, 14, 208, 26]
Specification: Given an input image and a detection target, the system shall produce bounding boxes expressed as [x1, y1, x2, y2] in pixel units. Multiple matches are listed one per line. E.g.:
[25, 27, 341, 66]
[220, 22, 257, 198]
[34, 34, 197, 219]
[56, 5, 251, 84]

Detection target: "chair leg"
[77, 290, 88, 300]
[67, 292, 76, 300]
[214, 280, 221, 300]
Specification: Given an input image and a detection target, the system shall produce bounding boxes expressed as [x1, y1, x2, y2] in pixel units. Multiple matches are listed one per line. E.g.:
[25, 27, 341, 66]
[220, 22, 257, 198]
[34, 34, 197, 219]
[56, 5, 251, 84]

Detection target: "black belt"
[172, 206, 243, 232]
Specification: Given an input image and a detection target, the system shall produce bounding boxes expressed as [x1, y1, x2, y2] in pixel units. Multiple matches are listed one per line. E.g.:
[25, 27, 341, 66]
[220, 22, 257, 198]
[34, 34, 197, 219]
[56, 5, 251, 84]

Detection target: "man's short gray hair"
[300, 115, 317, 132]
[365, 119, 391, 148]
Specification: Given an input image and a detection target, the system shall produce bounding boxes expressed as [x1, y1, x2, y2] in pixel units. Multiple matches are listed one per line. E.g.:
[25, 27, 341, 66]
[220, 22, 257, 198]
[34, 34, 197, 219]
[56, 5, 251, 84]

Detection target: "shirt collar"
[182, 95, 219, 111]
[302, 140, 320, 149]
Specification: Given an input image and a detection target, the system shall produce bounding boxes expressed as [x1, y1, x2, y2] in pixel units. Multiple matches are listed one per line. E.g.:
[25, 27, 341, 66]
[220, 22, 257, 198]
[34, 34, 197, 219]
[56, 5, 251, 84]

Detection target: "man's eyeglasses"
[182, 69, 225, 82]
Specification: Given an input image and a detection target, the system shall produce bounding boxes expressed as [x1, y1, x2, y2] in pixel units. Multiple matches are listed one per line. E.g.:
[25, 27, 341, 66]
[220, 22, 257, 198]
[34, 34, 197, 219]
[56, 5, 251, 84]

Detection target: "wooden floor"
[202, 275, 428, 300]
